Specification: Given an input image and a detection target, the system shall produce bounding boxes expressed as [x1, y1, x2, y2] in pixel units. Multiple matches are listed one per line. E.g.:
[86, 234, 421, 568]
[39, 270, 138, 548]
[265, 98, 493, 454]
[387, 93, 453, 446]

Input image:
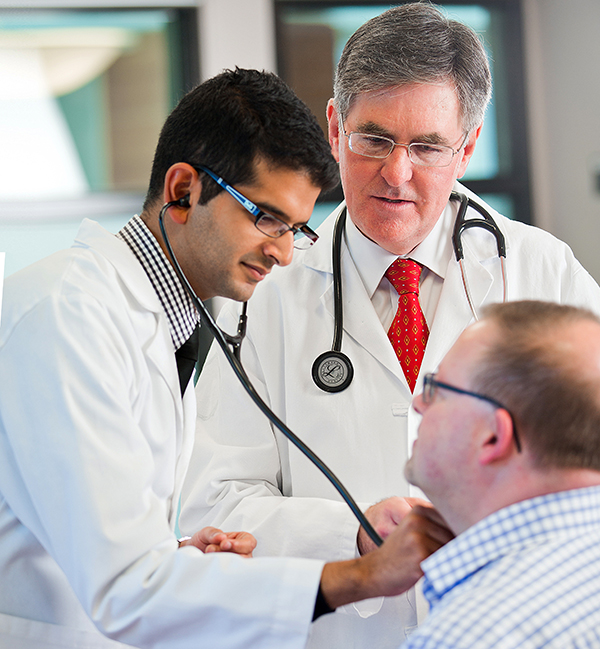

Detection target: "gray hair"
[333, 2, 492, 133]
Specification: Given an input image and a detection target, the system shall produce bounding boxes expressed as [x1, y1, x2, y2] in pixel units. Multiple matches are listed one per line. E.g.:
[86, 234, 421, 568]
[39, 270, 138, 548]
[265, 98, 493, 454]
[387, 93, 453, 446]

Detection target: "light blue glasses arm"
[197, 165, 261, 217]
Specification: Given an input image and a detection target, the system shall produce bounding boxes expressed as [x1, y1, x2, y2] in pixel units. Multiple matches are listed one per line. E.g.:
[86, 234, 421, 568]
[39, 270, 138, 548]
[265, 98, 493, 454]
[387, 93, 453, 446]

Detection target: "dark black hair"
[144, 67, 339, 210]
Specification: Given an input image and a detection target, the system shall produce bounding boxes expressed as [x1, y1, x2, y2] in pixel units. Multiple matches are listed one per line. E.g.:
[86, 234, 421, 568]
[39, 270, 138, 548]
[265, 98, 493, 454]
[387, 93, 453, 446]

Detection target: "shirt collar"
[345, 199, 456, 296]
[409, 200, 455, 280]
[345, 211, 397, 298]
[117, 215, 199, 350]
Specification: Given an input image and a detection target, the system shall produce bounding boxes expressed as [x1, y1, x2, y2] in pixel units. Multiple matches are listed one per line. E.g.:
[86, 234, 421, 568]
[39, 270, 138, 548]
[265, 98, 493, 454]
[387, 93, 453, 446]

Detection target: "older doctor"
[180, 5, 600, 649]
[0, 69, 452, 649]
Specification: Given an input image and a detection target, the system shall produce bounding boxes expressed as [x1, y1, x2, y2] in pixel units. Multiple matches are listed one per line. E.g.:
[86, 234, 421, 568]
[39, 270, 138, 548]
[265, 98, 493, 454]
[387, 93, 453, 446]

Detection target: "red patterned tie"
[385, 259, 429, 393]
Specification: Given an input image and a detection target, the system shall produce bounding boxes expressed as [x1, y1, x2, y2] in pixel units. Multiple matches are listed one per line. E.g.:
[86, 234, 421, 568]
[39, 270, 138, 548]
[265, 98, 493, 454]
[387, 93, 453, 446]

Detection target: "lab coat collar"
[344, 212, 397, 299]
[74, 219, 183, 409]
[408, 200, 454, 281]
[302, 201, 345, 275]
[74, 219, 164, 315]
[420, 184, 508, 377]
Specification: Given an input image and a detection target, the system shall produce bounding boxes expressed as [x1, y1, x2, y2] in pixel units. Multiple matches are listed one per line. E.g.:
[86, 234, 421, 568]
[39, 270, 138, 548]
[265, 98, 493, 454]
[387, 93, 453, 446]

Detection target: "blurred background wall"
[1, 0, 599, 283]
[523, 0, 600, 282]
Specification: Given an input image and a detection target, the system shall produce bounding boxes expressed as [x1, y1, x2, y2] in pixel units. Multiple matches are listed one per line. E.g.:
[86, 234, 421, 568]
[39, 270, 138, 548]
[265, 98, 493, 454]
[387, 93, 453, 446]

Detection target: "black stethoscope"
[311, 190, 507, 393]
[158, 199, 384, 548]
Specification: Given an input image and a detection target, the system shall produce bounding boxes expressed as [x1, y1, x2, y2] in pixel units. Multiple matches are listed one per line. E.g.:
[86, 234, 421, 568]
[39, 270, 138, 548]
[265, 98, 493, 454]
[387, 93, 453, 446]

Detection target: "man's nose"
[264, 232, 294, 267]
[380, 144, 414, 186]
[412, 391, 426, 415]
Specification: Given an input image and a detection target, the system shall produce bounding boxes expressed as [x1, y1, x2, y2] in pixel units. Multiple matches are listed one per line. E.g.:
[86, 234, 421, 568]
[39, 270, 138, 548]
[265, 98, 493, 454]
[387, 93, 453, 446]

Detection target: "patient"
[403, 300, 600, 648]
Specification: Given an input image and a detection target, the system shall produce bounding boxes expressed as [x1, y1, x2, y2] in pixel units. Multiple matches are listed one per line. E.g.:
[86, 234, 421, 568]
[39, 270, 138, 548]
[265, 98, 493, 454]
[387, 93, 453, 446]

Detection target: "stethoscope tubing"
[159, 205, 384, 548]
[312, 192, 508, 391]
[331, 207, 346, 351]
[450, 191, 507, 320]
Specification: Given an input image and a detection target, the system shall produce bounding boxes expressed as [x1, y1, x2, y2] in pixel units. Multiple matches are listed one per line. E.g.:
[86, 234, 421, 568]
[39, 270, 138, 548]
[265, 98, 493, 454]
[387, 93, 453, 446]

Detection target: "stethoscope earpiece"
[164, 195, 191, 209]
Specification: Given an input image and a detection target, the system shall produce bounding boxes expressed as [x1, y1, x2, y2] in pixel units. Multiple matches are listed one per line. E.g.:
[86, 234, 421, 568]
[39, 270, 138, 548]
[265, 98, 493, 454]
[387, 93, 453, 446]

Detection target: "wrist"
[320, 557, 374, 609]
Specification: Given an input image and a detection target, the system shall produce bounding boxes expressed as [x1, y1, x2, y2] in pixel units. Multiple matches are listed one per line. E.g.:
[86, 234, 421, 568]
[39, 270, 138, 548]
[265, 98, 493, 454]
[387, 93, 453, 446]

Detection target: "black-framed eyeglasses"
[342, 127, 469, 168]
[195, 165, 319, 249]
[422, 372, 522, 453]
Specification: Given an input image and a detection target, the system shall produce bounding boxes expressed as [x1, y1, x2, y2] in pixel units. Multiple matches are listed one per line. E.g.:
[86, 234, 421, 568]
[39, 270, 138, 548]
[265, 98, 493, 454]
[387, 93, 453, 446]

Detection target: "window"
[0, 7, 198, 276]
[276, 1, 530, 226]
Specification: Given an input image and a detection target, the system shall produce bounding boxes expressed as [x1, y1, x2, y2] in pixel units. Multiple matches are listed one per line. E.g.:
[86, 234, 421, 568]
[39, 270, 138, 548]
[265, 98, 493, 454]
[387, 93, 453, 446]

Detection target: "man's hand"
[322, 505, 453, 609]
[179, 527, 257, 558]
[357, 496, 431, 555]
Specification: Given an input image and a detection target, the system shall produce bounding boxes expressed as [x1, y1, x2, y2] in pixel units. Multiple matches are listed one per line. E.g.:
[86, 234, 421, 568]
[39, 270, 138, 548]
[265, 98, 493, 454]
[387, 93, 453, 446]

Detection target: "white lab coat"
[0, 220, 322, 649]
[180, 187, 600, 649]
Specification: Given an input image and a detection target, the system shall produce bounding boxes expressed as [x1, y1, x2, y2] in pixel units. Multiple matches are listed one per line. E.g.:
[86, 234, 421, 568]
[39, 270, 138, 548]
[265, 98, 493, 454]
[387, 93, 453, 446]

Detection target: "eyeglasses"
[195, 165, 319, 249]
[422, 372, 522, 453]
[342, 128, 469, 168]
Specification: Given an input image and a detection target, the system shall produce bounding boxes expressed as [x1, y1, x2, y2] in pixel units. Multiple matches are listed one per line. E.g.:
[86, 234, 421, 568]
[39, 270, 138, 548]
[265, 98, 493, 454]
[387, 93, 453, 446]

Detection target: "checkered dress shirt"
[117, 215, 199, 350]
[404, 486, 600, 648]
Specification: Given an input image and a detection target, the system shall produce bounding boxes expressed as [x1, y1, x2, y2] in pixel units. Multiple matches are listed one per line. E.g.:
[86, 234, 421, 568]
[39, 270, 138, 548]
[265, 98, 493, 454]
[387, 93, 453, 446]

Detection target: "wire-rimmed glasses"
[343, 129, 469, 168]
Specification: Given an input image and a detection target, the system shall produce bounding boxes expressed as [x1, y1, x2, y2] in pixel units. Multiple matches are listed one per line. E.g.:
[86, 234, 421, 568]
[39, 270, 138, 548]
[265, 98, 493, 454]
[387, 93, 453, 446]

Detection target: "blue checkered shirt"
[403, 486, 600, 648]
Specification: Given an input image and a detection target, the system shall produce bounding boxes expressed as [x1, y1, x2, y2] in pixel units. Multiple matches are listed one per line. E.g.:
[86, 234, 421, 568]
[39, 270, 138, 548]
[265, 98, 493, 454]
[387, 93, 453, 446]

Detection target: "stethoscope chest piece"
[312, 350, 354, 393]
[312, 208, 355, 393]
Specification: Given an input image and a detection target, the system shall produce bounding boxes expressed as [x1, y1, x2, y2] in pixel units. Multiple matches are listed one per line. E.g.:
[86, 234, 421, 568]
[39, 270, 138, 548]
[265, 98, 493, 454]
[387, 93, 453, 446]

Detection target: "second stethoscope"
[311, 190, 508, 393]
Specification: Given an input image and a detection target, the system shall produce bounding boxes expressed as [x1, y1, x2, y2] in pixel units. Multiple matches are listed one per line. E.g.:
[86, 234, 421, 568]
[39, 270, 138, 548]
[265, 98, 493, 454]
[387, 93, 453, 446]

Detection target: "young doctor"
[180, 6, 600, 649]
[0, 69, 452, 649]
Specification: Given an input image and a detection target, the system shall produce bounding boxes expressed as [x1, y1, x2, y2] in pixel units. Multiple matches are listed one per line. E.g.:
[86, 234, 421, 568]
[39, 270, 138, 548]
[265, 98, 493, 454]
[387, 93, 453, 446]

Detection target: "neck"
[437, 465, 600, 536]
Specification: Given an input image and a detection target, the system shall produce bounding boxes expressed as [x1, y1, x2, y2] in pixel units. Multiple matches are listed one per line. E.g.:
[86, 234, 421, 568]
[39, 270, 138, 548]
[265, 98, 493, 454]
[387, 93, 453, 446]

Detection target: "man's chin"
[403, 459, 418, 487]
[222, 282, 258, 304]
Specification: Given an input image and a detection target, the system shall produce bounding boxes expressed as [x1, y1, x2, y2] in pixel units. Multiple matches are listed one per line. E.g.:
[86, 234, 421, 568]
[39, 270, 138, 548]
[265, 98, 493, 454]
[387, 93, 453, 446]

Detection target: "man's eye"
[259, 214, 279, 227]
[257, 213, 288, 236]
[412, 143, 444, 154]
[362, 135, 389, 147]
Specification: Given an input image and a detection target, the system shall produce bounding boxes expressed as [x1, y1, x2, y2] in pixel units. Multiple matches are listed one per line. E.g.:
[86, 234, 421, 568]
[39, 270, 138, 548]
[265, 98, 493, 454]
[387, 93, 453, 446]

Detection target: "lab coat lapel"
[77, 219, 184, 411]
[422, 237, 496, 372]
[332, 244, 406, 380]
[305, 209, 406, 383]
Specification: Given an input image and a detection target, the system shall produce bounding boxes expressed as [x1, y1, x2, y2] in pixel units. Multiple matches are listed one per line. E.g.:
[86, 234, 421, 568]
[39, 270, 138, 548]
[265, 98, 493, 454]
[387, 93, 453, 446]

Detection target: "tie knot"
[385, 258, 422, 295]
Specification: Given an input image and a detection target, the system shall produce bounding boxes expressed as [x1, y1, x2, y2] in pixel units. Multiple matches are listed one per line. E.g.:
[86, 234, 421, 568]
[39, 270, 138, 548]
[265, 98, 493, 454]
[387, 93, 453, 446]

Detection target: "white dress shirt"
[345, 200, 456, 331]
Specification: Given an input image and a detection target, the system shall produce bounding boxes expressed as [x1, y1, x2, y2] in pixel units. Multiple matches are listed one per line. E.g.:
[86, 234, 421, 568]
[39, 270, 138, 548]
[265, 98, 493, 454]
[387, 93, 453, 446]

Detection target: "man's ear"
[162, 163, 200, 224]
[479, 408, 517, 466]
[456, 123, 482, 180]
[327, 99, 341, 163]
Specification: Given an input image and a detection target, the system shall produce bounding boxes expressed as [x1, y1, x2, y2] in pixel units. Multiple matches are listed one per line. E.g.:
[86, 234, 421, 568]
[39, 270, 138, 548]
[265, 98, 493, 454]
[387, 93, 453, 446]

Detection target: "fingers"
[357, 525, 381, 557]
[409, 504, 454, 539]
[208, 531, 257, 558]
[181, 528, 257, 557]
[188, 527, 226, 552]
[394, 507, 454, 559]
[404, 497, 432, 509]
[358, 497, 418, 555]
